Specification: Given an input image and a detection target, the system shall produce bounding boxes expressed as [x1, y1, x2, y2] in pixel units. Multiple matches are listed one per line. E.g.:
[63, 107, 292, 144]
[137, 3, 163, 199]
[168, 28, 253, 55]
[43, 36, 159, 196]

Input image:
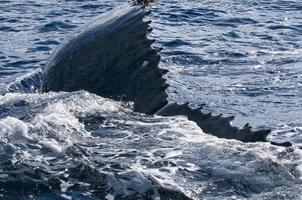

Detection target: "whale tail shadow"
[42, 3, 291, 146]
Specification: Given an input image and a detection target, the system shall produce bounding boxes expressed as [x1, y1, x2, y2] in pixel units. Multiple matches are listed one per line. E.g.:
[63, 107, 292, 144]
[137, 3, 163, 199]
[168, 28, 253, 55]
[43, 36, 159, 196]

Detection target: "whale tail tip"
[158, 102, 275, 144]
[130, 0, 155, 6]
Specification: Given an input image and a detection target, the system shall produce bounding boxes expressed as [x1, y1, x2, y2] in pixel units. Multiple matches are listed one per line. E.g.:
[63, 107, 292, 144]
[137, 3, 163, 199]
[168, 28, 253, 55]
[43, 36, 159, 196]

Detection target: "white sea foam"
[0, 117, 30, 142]
[0, 91, 301, 199]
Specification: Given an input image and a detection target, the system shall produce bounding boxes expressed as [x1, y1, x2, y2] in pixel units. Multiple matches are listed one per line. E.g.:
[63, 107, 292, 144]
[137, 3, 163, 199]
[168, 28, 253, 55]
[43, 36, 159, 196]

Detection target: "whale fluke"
[157, 103, 270, 142]
[42, 5, 168, 114]
[41, 4, 291, 146]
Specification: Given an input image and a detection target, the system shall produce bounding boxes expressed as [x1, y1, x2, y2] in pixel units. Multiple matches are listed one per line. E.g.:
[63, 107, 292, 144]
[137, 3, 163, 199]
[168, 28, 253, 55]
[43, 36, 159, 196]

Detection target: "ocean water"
[0, 0, 302, 199]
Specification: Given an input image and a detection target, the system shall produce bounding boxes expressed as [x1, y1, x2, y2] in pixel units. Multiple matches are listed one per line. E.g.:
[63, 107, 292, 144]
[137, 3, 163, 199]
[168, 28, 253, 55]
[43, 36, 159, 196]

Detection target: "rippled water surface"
[0, 0, 302, 199]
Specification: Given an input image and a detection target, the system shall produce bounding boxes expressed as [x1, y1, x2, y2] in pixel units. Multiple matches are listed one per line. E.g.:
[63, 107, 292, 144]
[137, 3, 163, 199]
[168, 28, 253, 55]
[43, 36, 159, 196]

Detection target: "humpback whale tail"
[157, 103, 270, 142]
[42, 3, 289, 146]
[42, 5, 168, 114]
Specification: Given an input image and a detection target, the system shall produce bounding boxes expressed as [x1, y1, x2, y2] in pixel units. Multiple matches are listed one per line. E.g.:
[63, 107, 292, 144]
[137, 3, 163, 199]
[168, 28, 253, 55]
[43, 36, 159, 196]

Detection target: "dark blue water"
[0, 0, 302, 199]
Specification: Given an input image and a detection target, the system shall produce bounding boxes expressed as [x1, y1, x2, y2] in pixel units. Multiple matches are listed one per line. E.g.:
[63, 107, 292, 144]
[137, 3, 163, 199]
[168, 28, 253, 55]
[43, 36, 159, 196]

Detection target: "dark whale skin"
[42, 5, 168, 114]
[42, 4, 290, 146]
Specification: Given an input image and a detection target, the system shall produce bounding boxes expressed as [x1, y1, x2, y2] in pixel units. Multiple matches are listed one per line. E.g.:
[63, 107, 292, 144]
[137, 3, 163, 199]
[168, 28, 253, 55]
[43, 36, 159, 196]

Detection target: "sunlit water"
[0, 0, 302, 199]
